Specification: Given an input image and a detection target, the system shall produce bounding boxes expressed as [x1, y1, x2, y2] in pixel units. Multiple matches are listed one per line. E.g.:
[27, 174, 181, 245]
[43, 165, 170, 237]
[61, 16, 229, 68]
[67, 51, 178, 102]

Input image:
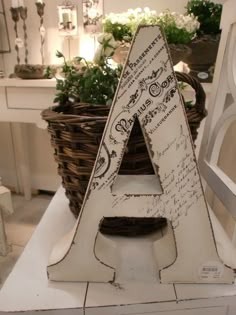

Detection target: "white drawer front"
[6, 87, 56, 110]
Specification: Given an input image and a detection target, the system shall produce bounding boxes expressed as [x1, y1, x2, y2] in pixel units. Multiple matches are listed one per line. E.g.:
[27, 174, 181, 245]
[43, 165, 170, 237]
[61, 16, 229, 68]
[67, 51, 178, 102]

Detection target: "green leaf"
[56, 50, 64, 58]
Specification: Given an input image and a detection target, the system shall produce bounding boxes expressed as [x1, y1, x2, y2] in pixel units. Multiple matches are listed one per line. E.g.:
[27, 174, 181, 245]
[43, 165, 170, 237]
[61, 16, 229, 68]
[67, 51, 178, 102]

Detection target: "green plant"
[54, 30, 198, 111]
[103, 20, 133, 42]
[186, 0, 222, 35]
[54, 42, 122, 106]
[157, 10, 200, 44]
[44, 65, 57, 79]
[103, 8, 199, 45]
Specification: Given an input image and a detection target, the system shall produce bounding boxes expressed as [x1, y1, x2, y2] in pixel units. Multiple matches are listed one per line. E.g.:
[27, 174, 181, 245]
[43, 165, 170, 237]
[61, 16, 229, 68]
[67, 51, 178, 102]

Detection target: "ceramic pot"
[14, 64, 57, 79]
[168, 44, 192, 65]
[112, 43, 130, 64]
[181, 34, 220, 82]
[113, 42, 192, 66]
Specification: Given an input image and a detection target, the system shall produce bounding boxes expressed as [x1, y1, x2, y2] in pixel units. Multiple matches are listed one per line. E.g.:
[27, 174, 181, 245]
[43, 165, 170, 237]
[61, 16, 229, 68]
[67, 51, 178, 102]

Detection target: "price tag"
[199, 261, 224, 281]
[197, 72, 208, 80]
[15, 38, 24, 48]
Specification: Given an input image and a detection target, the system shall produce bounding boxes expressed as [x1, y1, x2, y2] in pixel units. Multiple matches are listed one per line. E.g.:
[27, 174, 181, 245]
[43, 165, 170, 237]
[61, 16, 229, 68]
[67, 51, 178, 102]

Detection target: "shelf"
[0, 78, 57, 88]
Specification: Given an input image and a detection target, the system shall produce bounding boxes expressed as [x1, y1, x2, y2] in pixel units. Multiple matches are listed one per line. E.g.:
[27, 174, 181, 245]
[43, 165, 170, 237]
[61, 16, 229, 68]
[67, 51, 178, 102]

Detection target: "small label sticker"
[197, 72, 209, 80]
[199, 261, 224, 281]
[15, 38, 24, 48]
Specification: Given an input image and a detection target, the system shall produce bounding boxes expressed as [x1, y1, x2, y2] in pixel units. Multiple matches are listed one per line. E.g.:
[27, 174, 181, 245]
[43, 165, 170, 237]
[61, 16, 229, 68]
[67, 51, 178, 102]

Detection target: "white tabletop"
[1, 187, 236, 315]
[0, 78, 56, 88]
[0, 187, 86, 314]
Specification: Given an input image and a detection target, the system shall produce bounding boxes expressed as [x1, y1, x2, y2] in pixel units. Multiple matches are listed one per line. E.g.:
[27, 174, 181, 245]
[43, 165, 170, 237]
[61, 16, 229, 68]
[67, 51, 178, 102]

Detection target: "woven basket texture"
[42, 72, 206, 236]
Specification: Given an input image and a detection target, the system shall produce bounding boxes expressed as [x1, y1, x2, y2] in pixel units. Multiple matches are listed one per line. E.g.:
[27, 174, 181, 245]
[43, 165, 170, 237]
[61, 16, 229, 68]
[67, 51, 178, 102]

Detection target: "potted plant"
[184, 0, 223, 81]
[14, 64, 57, 79]
[54, 36, 121, 106]
[102, 8, 200, 65]
[42, 36, 206, 235]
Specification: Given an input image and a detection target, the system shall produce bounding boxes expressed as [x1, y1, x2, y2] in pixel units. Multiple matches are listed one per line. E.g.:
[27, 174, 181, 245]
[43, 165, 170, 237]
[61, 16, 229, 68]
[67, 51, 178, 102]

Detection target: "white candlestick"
[11, 0, 19, 8]
[18, 0, 24, 7]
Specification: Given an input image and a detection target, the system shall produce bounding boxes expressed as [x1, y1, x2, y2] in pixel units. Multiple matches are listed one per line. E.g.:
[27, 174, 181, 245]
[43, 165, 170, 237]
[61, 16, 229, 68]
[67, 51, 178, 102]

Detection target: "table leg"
[12, 123, 32, 200]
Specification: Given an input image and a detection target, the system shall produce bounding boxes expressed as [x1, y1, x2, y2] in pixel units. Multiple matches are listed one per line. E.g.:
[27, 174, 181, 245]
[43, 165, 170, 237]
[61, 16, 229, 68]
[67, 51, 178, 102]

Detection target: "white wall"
[104, 0, 187, 14]
[3, 0, 79, 76]
[2, 0, 223, 75]
[2, 0, 190, 76]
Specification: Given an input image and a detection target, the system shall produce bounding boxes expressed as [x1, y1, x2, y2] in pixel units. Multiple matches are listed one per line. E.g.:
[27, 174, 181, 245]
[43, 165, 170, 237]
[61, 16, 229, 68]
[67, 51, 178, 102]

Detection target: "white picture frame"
[57, 5, 77, 37]
[83, 0, 103, 34]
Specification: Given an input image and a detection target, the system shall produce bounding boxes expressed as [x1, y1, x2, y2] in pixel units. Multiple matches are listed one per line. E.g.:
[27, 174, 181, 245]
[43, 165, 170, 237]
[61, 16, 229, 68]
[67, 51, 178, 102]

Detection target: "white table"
[0, 78, 56, 126]
[0, 78, 56, 199]
[0, 187, 236, 315]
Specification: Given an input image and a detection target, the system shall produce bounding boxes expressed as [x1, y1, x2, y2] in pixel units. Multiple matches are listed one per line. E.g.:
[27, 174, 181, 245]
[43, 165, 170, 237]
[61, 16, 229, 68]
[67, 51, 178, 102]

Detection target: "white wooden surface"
[0, 187, 86, 314]
[0, 187, 236, 315]
[198, 0, 236, 244]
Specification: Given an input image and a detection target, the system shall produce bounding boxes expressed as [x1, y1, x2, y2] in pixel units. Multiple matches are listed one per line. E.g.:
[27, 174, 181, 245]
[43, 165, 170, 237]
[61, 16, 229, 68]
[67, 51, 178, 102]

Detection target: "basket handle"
[175, 71, 207, 116]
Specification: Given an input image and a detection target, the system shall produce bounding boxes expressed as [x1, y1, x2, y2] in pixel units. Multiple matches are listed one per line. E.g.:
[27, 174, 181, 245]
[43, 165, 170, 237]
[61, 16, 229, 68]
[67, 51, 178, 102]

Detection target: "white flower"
[94, 32, 118, 64]
[87, 7, 99, 20]
[176, 20, 185, 29]
[134, 8, 142, 14]
[117, 15, 130, 25]
[102, 7, 200, 45]
[144, 7, 150, 14]
[127, 9, 134, 15]
[104, 12, 130, 25]
[104, 13, 116, 24]
[182, 14, 200, 33]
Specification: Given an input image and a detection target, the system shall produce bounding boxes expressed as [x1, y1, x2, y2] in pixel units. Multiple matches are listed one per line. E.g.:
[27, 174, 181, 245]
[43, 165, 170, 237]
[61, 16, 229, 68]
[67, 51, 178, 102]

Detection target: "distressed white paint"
[1, 187, 236, 314]
[0, 187, 86, 314]
[47, 25, 234, 284]
[198, 0, 236, 244]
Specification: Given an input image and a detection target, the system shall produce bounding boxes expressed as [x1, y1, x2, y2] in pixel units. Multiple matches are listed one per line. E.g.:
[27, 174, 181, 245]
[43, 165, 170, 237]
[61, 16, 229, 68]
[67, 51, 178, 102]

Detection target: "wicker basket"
[42, 71, 206, 236]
